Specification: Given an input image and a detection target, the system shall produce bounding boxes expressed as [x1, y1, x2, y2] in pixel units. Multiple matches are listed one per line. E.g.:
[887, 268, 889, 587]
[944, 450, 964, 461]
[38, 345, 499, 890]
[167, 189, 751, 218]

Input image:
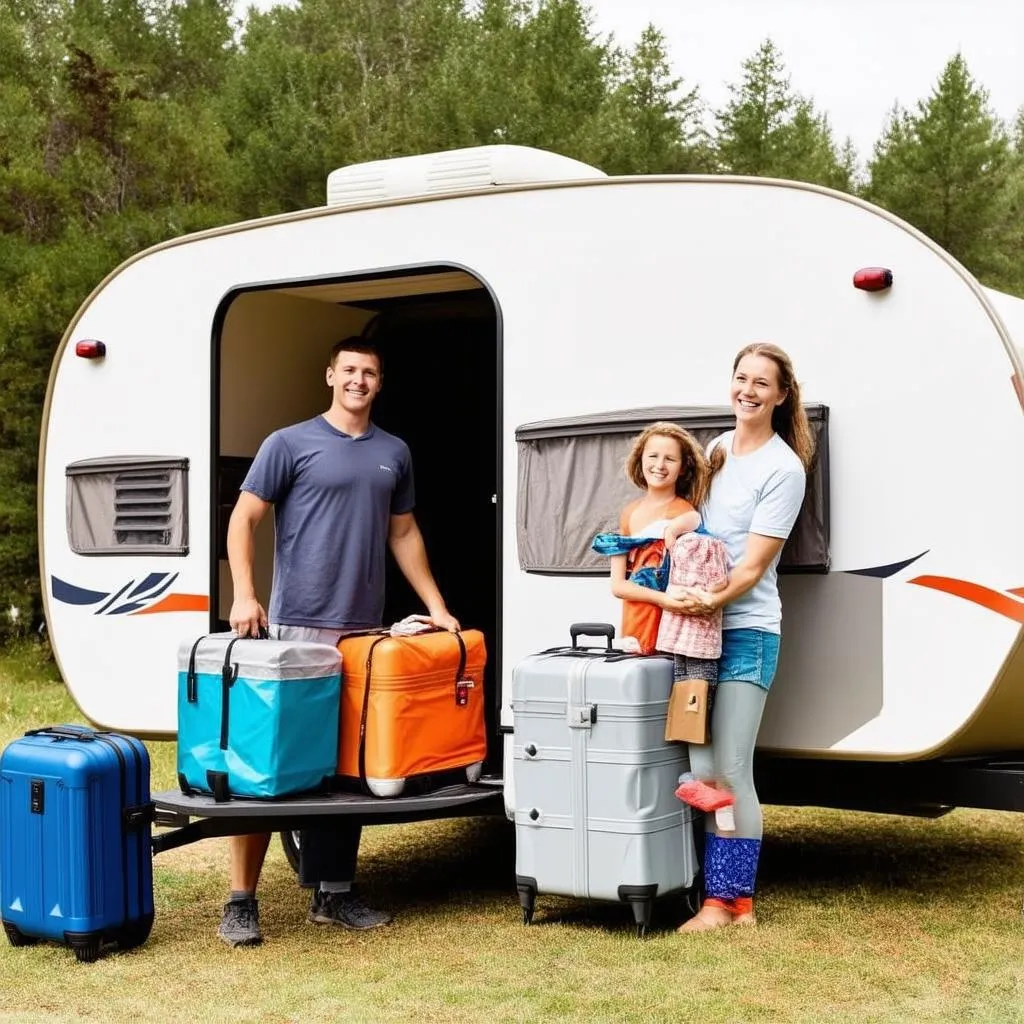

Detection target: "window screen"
[66, 456, 189, 556]
[515, 406, 829, 575]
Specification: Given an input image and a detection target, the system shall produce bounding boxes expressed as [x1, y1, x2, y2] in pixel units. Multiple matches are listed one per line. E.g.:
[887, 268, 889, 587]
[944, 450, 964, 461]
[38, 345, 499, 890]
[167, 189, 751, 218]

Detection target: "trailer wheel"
[280, 830, 301, 876]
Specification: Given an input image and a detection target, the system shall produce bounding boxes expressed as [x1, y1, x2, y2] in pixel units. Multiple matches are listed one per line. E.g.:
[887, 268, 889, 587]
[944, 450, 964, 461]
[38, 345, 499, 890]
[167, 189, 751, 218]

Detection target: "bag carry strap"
[188, 626, 268, 706]
[219, 636, 243, 751]
[357, 635, 393, 796]
[186, 635, 205, 704]
[355, 629, 469, 794]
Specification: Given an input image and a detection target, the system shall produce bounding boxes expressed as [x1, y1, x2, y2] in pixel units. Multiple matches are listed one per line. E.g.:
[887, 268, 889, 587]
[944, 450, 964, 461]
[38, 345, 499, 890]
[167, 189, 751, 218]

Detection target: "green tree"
[865, 54, 1014, 290]
[0, 0, 238, 636]
[586, 24, 709, 174]
[714, 38, 853, 190]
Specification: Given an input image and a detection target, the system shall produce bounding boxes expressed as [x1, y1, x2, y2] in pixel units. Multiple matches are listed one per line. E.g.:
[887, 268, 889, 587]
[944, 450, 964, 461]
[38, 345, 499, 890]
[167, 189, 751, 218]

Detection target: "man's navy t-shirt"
[241, 416, 415, 630]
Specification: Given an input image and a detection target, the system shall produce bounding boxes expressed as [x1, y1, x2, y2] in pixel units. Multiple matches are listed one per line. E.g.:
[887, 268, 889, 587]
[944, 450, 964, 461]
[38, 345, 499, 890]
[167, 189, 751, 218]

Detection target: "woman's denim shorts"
[719, 627, 781, 690]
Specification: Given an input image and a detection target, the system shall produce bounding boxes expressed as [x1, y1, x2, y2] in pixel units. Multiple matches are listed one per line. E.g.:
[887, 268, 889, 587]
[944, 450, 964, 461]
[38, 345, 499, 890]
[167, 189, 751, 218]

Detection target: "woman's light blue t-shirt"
[701, 431, 806, 633]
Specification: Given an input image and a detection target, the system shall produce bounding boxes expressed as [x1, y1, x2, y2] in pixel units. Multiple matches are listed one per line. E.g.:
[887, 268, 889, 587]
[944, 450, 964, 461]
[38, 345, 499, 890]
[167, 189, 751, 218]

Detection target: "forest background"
[1, 0, 1020, 638]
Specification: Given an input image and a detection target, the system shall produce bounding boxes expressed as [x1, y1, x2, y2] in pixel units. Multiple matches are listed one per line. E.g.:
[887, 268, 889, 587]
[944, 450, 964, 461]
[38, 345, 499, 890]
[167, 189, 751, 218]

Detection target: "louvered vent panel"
[114, 469, 172, 546]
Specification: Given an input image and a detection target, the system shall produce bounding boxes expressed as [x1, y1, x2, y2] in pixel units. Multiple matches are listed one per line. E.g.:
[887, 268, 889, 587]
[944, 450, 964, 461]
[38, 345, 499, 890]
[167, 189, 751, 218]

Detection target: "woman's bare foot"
[677, 903, 733, 933]
[731, 911, 757, 927]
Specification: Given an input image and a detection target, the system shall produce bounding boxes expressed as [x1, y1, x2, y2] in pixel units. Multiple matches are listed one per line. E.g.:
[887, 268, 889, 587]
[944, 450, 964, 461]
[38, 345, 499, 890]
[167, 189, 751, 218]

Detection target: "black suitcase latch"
[30, 779, 44, 814]
[123, 802, 156, 830]
[567, 704, 597, 729]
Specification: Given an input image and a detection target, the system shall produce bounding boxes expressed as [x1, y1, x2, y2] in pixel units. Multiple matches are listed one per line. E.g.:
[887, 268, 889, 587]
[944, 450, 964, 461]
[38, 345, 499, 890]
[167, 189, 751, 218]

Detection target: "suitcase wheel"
[69, 935, 103, 963]
[618, 885, 656, 940]
[3, 922, 39, 948]
[515, 876, 537, 926]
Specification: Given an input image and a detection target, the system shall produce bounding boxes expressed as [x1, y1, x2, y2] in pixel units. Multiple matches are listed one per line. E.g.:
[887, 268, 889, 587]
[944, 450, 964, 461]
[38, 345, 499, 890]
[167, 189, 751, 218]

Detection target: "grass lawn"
[2, 641, 1024, 1023]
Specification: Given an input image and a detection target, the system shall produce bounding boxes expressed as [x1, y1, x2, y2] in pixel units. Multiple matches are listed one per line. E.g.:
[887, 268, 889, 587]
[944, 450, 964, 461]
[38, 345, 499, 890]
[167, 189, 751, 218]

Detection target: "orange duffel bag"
[337, 629, 487, 797]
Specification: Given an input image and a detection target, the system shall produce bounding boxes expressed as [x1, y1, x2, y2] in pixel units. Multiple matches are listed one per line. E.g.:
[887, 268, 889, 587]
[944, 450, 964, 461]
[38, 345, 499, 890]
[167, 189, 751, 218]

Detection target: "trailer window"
[515, 406, 830, 575]
[66, 456, 189, 556]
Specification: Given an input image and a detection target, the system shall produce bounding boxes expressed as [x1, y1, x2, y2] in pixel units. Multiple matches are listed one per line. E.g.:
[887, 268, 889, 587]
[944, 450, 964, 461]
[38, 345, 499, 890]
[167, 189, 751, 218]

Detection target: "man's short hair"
[329, 337, 382, 371]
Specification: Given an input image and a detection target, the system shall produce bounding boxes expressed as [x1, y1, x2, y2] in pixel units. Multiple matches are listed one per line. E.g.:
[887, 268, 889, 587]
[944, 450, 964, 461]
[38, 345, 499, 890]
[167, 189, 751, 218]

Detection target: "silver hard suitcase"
[511, 623, 698, 936]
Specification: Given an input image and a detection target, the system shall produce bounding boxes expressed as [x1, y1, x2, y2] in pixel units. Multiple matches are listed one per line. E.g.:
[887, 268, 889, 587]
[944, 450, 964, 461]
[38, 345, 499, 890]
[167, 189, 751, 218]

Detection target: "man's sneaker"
[307, 889, 392, 930]
[218, 897, 262, 947]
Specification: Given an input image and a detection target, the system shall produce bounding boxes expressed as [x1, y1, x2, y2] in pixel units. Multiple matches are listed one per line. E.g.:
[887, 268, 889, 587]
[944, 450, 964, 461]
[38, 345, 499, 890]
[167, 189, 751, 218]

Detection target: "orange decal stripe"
[1009, 587, 1024, 599]
[909, 575, 1024, 624]
[131, 593, 210, 615]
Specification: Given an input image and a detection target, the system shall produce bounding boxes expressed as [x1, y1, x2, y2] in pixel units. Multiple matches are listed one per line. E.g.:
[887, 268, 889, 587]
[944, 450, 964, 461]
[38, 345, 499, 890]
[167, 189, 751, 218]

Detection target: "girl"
[668, 342, 814, 932]
[596, 422, 709, 654]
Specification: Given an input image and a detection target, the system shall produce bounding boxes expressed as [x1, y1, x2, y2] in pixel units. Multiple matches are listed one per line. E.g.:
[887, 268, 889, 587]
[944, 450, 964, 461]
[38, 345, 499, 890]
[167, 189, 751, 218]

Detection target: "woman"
[665, 342, 814, 932]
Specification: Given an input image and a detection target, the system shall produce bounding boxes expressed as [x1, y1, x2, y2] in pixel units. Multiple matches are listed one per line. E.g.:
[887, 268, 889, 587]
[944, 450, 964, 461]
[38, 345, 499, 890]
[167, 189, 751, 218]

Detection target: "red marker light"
[853, 267, 893, 291]
[75, 340, 106, 359]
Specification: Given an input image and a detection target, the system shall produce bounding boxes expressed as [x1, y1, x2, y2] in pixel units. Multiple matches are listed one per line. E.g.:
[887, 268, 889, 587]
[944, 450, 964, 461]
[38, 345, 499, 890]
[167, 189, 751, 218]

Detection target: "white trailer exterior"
[39, 147, 1024, 800]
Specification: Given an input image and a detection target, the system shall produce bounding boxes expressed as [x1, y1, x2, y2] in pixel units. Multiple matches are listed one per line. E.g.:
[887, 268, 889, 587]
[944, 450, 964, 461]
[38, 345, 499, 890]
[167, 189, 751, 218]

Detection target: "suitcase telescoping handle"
[569, 622, 616, 651]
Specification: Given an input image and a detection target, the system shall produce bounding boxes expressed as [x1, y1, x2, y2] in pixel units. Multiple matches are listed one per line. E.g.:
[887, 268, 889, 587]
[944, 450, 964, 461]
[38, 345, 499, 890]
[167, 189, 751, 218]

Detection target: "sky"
[236, 0, 1023, 163]
[585, 0, 1023, 160]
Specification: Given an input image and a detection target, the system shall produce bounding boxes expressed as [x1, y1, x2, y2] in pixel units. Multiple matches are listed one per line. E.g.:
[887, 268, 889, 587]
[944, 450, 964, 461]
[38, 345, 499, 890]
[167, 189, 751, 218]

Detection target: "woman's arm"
[662, 509, 701, 548]
[675, 533, 786, 615]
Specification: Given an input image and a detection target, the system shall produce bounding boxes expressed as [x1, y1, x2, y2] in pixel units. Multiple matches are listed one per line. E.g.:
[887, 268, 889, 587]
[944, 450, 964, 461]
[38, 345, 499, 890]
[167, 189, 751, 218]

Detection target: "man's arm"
[387, 512, 460, 631]
[227, 491, 272, 636]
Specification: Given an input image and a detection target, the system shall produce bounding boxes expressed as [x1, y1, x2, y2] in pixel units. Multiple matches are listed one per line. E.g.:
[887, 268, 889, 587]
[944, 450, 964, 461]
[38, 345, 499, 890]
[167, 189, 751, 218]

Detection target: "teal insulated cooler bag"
[176, 633, 341, 800]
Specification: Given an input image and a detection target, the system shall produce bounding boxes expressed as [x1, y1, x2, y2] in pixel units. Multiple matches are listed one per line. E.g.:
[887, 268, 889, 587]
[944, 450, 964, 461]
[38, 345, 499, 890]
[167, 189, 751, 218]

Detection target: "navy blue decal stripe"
[122, 572, 178, 605]
[846, 551, 928, 579]
[107, 601, 149, 615]
[126, 573, 169, 599]
[51, 576, 110, 606]
[94, 580, 135, 615]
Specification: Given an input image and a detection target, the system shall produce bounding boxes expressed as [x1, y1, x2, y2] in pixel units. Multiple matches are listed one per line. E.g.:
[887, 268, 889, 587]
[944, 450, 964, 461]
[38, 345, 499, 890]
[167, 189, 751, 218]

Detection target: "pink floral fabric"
[655, 532, 730, 659]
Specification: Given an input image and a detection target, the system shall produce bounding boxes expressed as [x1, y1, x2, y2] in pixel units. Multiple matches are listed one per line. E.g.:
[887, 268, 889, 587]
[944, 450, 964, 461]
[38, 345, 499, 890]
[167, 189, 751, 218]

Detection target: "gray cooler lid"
[177, 631, 342, 680]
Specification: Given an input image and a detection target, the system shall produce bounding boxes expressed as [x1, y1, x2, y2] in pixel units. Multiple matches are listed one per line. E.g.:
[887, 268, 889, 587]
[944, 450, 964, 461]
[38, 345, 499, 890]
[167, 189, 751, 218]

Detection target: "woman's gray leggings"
[687, 680, 768, 839]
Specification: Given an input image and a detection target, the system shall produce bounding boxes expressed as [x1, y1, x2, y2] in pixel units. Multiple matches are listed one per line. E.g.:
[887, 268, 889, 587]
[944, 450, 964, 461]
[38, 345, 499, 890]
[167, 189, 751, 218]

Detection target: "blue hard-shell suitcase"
[0, 724, 155, 961]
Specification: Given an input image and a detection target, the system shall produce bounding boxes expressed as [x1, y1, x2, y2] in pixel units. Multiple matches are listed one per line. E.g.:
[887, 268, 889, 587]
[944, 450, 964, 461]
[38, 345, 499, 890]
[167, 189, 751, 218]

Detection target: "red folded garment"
[675, 778, 735, 812]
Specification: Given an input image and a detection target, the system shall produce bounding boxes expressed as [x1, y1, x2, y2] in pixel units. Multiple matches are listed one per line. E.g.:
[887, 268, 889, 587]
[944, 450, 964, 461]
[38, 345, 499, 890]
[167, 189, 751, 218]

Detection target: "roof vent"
[326, 145, 606, 208]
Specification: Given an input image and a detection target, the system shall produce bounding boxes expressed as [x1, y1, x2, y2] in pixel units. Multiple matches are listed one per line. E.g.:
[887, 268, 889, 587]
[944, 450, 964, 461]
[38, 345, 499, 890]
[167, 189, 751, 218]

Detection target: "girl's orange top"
[618, 496, 694, 654]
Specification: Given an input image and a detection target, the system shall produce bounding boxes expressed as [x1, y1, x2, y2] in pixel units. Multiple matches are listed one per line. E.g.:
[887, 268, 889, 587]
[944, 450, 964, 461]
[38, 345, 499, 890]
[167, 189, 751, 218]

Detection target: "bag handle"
[569, 622, 615, 651]
[25, 725, 96, 741]
[185, 626, 266, 704]
[218, 636, 245, 751]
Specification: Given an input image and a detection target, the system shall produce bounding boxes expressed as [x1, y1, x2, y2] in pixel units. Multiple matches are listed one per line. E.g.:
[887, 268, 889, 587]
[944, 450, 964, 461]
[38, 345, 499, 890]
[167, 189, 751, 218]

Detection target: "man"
[219, 337, 459, 948]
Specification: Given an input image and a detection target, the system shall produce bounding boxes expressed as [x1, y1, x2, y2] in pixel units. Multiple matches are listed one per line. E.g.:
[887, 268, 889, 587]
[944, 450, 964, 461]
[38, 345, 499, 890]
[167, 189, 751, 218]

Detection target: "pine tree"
[714, 38, 853, 190]
[866, 54, 1012, 286]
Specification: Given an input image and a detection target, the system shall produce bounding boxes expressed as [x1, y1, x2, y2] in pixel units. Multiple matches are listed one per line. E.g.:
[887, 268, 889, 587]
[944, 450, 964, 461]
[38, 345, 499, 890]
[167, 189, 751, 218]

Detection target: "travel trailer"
[38, 145, 1024, 845]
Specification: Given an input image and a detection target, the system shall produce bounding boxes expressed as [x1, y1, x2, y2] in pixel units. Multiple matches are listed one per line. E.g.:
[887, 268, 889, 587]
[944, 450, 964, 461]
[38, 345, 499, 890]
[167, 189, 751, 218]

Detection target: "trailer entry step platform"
[151, 780, 505, 855]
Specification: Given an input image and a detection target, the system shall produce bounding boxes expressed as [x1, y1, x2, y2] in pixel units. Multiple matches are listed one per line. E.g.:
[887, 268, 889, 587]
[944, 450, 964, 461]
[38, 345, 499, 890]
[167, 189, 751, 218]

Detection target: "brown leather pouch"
[665, 679, 710, 744]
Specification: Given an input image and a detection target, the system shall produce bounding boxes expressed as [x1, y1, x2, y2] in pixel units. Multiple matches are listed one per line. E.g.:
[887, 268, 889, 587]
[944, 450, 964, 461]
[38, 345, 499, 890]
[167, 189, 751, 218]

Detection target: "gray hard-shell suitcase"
[511, 623, 698, 936]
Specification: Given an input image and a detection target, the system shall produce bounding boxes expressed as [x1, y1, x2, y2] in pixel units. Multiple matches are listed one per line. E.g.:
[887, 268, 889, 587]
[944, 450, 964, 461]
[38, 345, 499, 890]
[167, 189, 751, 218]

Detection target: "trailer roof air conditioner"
[325, 145, 606, 208]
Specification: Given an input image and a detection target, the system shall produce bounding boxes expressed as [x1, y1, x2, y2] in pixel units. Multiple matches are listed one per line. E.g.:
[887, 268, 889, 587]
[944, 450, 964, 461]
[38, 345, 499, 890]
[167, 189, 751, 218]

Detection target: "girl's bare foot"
[677, 903, 733, 933]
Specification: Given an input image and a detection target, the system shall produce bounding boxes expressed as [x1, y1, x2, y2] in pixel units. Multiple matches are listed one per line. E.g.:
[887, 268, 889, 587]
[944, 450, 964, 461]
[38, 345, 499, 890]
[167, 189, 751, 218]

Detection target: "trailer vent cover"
[66, 456, 189, 556]
[326, 145, 606, 209]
